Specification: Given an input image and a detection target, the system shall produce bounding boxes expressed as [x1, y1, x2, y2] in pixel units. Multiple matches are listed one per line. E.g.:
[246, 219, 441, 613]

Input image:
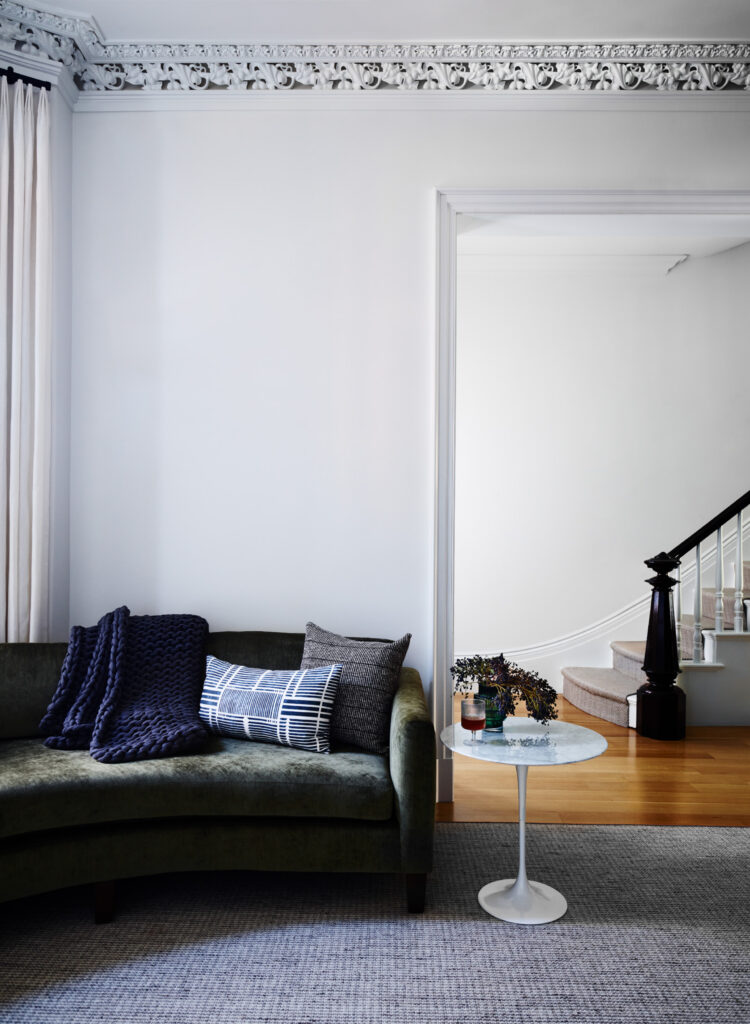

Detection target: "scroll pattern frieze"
[1, 0, 749, 93]
[76, 58, 750, 93]
[0, 12, 86, 76]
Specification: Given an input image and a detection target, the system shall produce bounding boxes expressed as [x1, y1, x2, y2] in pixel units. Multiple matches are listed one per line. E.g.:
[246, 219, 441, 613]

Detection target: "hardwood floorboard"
[435, 696, 750, 826]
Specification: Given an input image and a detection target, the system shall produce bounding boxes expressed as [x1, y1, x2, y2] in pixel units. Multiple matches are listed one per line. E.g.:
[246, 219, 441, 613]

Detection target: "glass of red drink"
[461, 698, 486, 745]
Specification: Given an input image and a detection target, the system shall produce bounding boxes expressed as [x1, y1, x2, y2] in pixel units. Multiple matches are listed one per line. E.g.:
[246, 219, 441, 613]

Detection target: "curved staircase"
[562, 528, 750, 731]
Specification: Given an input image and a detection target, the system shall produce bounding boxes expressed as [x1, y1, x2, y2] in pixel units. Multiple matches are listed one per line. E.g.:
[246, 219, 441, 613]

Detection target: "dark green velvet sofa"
[0, 631, 435, 917]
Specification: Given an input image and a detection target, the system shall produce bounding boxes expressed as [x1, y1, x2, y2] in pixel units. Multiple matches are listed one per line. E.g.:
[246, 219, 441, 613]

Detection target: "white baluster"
[693, 542, 702, 663]
[735, 510, 744, 632]
[674, 562, 681, 661]
[714, 525, 724, 634]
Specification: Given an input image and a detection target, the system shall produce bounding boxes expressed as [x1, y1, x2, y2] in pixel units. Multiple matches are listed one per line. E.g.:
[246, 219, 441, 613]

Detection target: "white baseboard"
[436, 757, 453, 803]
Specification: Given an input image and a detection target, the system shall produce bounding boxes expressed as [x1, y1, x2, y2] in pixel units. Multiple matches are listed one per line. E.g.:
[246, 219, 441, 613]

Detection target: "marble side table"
[441, 717, 607, 924]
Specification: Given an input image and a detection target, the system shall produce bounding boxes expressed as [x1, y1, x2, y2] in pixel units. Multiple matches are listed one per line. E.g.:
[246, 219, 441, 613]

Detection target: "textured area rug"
[0, 823, 748, 1024]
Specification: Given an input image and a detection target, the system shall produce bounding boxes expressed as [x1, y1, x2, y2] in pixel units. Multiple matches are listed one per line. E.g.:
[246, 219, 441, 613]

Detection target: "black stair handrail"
[669, 488, 750, 560]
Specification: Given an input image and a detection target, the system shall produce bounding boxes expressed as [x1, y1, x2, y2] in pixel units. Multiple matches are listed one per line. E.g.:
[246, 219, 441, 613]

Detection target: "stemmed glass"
[461, 698, 486, 745]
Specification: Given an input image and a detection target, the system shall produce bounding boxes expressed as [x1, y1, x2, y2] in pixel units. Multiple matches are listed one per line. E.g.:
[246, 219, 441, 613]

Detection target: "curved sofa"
[0, 630, 435, 914]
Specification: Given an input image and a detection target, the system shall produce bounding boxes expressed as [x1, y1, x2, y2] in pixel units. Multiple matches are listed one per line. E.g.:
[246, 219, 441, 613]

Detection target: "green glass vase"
[477, 686, 506, 732]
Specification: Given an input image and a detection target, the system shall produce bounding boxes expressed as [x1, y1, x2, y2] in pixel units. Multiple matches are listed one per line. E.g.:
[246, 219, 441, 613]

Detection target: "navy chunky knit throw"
[40, 607, 209, 763]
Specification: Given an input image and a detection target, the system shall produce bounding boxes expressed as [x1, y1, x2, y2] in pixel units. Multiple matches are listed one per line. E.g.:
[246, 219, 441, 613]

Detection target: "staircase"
[561, 491, 750, 733]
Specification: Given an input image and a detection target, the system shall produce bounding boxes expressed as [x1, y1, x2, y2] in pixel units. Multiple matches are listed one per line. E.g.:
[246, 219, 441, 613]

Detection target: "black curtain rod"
[0, 65, 51, 91]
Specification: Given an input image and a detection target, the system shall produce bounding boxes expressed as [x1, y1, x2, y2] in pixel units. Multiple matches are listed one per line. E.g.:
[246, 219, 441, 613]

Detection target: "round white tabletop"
[440, 717, 607, 925]
[440, 717, 608, 766]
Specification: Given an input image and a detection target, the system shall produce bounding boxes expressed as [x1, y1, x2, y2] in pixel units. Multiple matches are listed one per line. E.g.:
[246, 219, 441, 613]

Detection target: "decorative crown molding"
[1, 0, 749, 94]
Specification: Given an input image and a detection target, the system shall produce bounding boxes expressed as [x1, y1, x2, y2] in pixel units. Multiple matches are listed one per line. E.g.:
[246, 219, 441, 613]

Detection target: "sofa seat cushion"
[0, 737, 393, 840]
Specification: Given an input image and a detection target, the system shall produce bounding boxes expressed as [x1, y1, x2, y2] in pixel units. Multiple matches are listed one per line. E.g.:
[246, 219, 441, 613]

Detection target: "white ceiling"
[457, 214, 750, 259]
[33, 0, 750, 44]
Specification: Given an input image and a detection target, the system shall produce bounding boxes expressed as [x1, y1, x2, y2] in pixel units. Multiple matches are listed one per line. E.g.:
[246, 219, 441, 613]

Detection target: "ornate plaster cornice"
[1, 0, 749, 93]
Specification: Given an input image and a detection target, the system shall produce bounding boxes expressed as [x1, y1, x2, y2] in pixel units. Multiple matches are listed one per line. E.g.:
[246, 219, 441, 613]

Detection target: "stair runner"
[561, 560, 750, 728]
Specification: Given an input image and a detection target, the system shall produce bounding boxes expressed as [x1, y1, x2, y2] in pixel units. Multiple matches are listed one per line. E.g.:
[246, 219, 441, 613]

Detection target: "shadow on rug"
[0, 823, 748, 1024]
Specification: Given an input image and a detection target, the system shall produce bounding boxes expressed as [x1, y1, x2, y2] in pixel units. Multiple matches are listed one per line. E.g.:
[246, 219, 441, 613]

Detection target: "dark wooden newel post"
[637, 552, 686, 740]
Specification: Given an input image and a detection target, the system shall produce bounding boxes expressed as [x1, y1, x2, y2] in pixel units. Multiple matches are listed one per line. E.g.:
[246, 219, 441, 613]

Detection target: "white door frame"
[432, 188, 750, 802]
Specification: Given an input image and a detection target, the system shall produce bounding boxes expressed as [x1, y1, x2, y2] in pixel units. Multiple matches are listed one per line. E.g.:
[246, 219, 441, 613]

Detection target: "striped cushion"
[199, 657, 342, 754]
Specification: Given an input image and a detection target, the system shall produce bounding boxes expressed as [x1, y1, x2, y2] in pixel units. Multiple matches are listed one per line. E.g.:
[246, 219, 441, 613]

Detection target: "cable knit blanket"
[40, 606, 209, 763]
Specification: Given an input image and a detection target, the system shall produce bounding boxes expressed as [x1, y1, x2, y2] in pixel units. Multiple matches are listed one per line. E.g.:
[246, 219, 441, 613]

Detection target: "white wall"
[455, 242, 750, 685]
[70, 104, 750, 695]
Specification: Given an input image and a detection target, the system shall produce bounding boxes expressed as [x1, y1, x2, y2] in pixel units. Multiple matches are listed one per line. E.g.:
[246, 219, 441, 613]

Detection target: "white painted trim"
[52, 68, 76, 110]
[63, 61, 750, 96]
[456, 593, 651, 662]
[1, 2, 750, 97]
[433, 189, 750, 801]
[436, 189, 750, 217]
[436, 759, 453, 806]
[434, 190, 457, 802]
[72, 90, 750, 113]
[70, 40, 750, 63]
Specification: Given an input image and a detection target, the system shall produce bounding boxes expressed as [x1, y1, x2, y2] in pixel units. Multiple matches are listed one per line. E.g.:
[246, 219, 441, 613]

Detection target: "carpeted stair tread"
[610, 640, 646, 660]
[701, 588, 740, 628]
[678, 618, 698, 660]
[612, 634, 693, 666]
[561, 667, 636, 701]
[609, 641, 647, 683]
[561, 667, 633, 727]
[710, 561, 750, 589]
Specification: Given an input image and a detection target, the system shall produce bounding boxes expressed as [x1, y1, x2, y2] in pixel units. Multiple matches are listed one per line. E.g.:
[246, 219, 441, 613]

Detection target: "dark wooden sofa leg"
[94, 880, 116, 924]
[406, 873, 426, 913]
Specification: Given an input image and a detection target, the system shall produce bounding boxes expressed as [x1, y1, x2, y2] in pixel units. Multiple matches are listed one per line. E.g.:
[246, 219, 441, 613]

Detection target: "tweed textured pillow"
[300, 622, 411, 754]
[199, 657, 342, 754]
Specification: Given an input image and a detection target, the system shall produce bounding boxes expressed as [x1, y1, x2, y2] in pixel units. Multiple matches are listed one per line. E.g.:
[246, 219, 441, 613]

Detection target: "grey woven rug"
[1, 823, 748, 1024]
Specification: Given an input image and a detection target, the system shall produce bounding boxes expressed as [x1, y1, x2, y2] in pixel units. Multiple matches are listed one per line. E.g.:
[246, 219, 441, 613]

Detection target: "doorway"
[433, 189, 750, 802]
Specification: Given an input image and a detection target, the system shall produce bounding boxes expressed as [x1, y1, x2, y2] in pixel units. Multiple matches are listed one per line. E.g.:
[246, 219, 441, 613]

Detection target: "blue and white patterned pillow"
[199, 657, 342, 754]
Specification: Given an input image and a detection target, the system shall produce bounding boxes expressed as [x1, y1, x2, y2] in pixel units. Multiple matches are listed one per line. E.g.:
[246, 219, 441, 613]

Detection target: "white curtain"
[0, 78, 52, 642]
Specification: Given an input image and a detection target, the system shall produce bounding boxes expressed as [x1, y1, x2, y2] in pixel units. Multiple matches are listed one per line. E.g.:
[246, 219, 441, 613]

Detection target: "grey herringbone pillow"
[300, 622, 411, 754]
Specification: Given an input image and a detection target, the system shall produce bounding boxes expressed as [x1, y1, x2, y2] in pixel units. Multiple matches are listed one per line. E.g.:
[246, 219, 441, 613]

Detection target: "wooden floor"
[435, 696, 750, 826]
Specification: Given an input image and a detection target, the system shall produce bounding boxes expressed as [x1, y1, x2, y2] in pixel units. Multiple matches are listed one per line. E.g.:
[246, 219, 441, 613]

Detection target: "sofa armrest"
[389, 667, 435, 874]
